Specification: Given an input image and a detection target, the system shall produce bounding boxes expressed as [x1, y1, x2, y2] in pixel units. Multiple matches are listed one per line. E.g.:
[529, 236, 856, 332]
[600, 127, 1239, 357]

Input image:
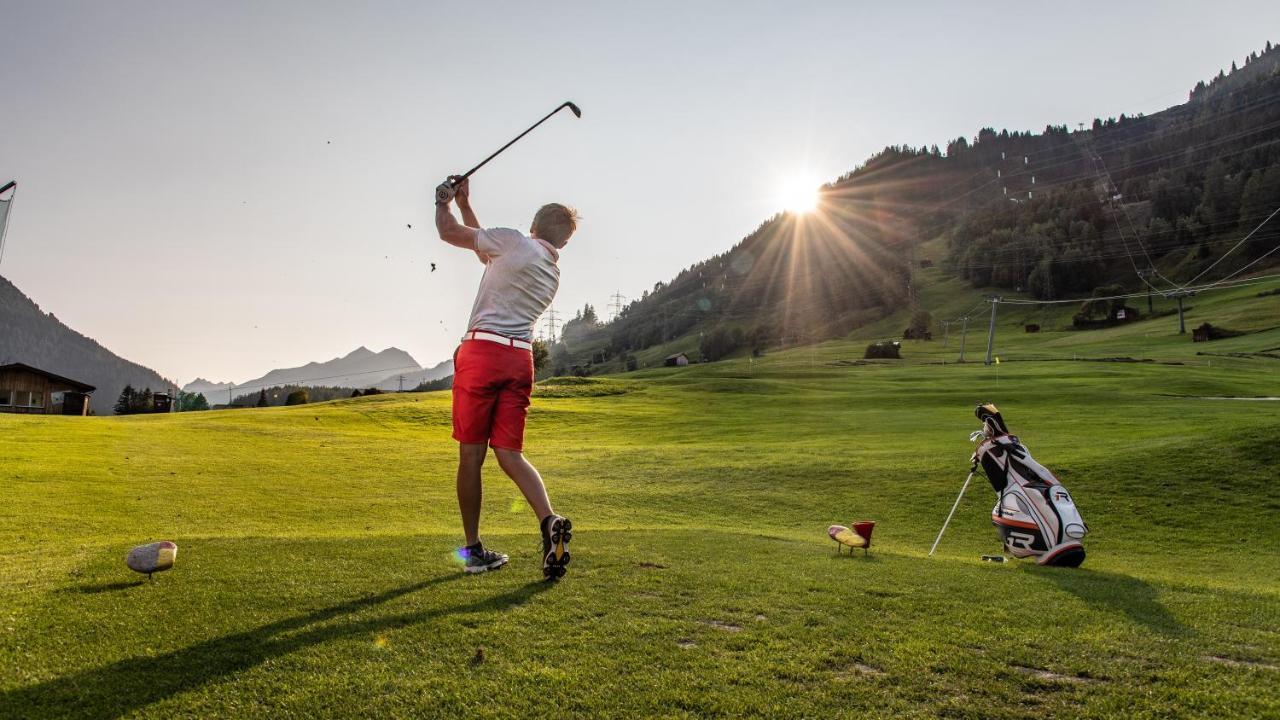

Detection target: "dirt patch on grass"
[1206, 655, 1279, 670]
[534, 377, 634, 398]
[699, 620, 743, 632]
[834, 662, 886, 679]
[1011, 664, 1095, 684]
[637, 561, 667, 569]
[676, 639, 697, 649]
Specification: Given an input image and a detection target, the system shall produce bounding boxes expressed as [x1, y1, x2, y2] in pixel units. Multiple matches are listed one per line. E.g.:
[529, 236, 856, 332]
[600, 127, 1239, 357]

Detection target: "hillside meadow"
[2, 286, 1279, 718]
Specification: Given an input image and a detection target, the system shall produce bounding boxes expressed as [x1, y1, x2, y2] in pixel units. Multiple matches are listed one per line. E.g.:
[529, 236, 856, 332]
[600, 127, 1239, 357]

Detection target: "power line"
[1085, 140, 1180, 291]
[1195, 238, 1280, 290]
[1180, 206, 1280, 289]
[996, 272, 1280, 305]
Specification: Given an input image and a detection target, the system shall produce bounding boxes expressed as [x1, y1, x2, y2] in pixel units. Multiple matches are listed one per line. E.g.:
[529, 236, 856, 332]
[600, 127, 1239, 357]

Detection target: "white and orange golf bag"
[972, 404, 1087, 567]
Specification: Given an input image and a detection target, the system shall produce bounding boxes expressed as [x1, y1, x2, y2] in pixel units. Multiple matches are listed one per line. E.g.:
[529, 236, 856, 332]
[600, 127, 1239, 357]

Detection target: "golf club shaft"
[454, 103, 577, 183]
[929, 470, 975, 557]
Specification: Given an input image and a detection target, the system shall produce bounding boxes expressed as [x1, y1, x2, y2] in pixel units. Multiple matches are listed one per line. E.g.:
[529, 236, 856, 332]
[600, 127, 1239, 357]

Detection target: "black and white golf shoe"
[461, 543, 508, 574]
[540, 514, 572, 581]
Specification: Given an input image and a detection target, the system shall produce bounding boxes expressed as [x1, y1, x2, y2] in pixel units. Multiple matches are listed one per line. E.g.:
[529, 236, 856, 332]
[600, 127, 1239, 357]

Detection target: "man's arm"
[453, 179, 489, 265]
[456, 177, 480, 228]
[435, 177, 488, 263]
[436, 202, 478, 251]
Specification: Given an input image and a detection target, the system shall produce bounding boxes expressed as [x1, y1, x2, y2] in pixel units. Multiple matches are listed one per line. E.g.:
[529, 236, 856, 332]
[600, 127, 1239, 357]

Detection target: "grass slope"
[2, 306, 1279, 718]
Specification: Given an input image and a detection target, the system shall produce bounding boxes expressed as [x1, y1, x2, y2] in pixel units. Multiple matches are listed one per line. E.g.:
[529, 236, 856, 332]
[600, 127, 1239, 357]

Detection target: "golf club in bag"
[435, 101, 582, 204]
[973, 403, 1087, 567]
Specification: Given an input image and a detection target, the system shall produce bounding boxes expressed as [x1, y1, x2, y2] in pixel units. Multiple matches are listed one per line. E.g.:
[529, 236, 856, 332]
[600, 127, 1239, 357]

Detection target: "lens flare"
[778, 174, 820, 214]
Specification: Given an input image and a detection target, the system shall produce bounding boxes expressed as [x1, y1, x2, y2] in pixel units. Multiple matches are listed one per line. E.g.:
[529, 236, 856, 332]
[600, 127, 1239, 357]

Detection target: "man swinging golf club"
[435, 176, 577, 579]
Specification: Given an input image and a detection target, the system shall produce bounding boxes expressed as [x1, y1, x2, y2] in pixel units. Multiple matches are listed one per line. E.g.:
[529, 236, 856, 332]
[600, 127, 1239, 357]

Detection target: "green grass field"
[3, 280, 1279, 719]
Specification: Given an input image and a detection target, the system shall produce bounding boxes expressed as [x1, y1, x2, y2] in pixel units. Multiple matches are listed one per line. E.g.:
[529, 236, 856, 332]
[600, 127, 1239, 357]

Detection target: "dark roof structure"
[0, 363, 96, 393]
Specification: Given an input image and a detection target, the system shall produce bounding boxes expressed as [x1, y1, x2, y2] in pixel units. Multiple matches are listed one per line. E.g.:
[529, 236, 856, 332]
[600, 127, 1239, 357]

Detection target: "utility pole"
[1138, 269, 1154, 315]
[958, 316, 969, 363]
[398, 375, 404, 392]
[608, 292, 627, 321]
[942, 320, 951, 347]
[984, 297, 1001, 366]
[544, 306, 560, 342]
[1170, 290, 1194, 334]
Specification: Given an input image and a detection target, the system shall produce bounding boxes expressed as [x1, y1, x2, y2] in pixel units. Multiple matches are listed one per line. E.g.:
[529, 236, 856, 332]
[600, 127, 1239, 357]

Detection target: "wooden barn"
[664, 352, 690, 367]
[0, 363, 95, 415]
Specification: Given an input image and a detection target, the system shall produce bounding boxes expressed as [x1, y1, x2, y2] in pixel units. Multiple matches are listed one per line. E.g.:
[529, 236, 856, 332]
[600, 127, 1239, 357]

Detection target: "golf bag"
[972, 404, 1087, 567]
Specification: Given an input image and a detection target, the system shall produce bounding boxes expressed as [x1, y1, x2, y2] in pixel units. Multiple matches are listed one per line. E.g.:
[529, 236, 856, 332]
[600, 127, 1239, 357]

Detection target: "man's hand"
[436, 177, 479, 252]
[451, 176, 471, 207]
[434, 179, 456, 205]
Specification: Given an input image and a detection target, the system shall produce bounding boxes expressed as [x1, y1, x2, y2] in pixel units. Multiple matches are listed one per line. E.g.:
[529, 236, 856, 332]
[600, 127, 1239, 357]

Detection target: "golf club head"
[564, 101, 582, 118]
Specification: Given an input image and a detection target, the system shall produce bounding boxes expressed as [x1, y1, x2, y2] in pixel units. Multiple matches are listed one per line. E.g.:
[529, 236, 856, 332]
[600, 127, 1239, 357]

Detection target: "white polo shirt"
[465, 227, 561, 341]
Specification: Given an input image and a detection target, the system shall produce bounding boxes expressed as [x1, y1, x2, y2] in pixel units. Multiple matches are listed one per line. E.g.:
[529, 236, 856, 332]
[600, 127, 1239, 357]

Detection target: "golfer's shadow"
[1033, 566, 1186, 636]
[1, 574, 552, 720]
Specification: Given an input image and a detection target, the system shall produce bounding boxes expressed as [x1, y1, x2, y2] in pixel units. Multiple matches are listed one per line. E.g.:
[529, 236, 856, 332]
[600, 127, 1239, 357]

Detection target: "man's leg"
[492, 448, 553, 520]
[457, 443, 488, 546]
[494, 447, 571, 580]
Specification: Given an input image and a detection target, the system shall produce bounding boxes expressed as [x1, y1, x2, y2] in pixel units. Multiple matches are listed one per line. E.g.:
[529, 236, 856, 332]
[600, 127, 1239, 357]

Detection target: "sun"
[778, 174, 820, 214]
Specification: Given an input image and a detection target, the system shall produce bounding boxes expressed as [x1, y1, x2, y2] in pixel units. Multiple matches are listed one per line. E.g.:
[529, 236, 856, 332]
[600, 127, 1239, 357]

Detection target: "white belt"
[462, 330, 533, 350]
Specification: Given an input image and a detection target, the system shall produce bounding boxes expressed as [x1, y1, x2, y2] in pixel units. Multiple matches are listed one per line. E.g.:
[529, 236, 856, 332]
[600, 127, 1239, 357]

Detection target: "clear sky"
[1, 1, 1276, 384]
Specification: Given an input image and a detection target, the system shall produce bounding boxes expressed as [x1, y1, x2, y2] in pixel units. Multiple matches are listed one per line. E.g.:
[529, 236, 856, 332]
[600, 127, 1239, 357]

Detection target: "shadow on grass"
[62, 581, 146, 594]
[1033, 566, 1187, 636]
[2, 574, 552, 719]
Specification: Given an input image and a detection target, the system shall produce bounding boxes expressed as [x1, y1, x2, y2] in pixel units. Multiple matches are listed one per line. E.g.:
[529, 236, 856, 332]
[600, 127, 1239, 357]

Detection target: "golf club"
[929, 469, 975, 557]
[436, 101, 582, 203]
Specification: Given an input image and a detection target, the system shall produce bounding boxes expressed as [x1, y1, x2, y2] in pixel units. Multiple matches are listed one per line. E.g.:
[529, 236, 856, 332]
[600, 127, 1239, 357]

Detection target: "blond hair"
[531, 203, 579, 248]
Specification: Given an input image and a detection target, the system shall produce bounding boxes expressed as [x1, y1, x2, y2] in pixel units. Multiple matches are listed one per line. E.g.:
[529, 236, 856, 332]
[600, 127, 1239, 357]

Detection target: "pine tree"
[256, 388, 269, 407]
[136, 387, 154, 413]
[114, 385, 135, 415]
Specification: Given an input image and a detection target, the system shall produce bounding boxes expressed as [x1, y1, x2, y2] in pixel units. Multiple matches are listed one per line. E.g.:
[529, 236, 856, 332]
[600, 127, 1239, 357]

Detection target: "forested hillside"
[550, 42, 1280, 372]
[0, 275, 175, 414]
[944, 41, 1280, 297]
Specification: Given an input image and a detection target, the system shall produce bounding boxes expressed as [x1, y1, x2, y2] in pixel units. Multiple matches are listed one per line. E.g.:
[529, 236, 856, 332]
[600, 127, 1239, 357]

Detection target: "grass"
[2, 280, 1279, 718]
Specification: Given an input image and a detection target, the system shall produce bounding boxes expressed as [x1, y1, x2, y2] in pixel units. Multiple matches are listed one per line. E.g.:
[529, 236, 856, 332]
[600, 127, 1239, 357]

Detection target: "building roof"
[0, 363, 96, 393]
[665, 352, 688, 360]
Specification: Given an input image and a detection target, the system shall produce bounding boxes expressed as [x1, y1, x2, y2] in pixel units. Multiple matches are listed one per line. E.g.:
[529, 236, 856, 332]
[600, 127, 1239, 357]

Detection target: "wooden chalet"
[0, 363, 95, 415]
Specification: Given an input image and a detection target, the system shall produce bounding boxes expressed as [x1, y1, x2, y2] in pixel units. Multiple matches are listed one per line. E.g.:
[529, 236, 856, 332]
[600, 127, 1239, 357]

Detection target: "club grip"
[435, 180, 455, 204]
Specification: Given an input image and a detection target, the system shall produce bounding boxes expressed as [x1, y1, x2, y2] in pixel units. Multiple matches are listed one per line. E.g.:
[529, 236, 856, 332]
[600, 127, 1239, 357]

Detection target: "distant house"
[1192, 322, 1240, 343]
[664, 353, 690, 367]
[0, 363, 95, 415]
[152, 392, 173, 413]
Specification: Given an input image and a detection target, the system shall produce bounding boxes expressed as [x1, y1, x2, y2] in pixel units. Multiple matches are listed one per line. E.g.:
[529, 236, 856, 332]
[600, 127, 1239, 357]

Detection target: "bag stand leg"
[929, 470, 975, 557]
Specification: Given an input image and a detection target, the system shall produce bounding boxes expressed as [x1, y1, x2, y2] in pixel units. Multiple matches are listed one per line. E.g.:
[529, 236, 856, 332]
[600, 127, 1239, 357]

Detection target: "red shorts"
[451, 339, 535, 451]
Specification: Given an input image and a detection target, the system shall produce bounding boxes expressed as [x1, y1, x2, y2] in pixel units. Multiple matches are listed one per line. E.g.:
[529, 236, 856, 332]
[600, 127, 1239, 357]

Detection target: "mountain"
[0, 275, 176, 414]
[552, 41, 1280, 371]
[373, 359, 453, 392]
[183, 378, 234, 397]
[187, 347, 426, 397]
